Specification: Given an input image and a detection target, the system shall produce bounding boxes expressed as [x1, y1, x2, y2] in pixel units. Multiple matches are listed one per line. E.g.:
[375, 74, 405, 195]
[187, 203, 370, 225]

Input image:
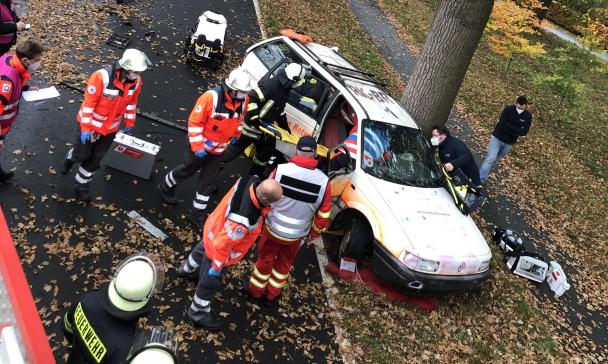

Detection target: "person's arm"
[519, 113, 532, 136]
[123, 77, 142, 129]
[0, 22, 17, 35]
[61, 303, 77, 340]
[79, 72, 104, 133]
[310, 182, 332, 238]
[244, 86, 264, 128]
[448, 140, 470, 169]
[209, 219, 250, 270]
[187, 92, 214, 152]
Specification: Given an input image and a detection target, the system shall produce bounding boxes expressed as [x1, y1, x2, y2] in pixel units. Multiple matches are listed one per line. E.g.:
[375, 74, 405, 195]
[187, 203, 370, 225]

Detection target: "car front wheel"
[338, 219, 372, 261]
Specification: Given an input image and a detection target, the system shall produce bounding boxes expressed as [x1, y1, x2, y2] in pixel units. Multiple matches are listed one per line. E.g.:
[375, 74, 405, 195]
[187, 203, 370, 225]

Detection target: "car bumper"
[373, 241, 490, 294]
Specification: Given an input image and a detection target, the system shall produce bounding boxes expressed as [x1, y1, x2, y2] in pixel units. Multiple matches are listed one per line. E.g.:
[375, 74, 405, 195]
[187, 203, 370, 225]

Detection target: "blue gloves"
[230, 137, 238, 145]
[80, 131, 91, 144]
[195, 149, 207, 158]
[261, 122, 281, 139]
[122, 127, 133, 135]
[208, 267, 222, 277]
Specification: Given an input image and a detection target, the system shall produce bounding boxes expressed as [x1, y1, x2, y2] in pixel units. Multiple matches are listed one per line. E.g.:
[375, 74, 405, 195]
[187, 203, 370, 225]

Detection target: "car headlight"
[478, 260, 491, 272]
[400, 252, 440, 273]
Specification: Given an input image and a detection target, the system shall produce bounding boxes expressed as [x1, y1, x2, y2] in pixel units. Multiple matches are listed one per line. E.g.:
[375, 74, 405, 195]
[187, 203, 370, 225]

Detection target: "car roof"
[295, 40, 419, 129]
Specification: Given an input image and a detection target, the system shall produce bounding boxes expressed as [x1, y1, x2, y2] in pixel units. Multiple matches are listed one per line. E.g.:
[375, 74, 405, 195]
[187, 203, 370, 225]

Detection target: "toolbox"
[105, 132, 160, 180]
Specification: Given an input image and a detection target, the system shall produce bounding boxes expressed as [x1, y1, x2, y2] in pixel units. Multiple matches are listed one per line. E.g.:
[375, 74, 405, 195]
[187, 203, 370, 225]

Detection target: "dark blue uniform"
[438, 135, 481, 187]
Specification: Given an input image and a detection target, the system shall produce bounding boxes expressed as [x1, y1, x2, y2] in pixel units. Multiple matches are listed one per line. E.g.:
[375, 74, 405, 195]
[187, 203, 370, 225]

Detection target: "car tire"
[338, 219, 371, 261]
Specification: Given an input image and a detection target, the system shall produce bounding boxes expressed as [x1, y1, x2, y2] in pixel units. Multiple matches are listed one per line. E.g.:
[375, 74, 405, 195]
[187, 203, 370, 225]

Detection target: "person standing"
[0, 0, 26, 56]
[63, 253, 164, 364]
[61, 48, 150, 202]
[479, 95, 532, 184]
[0, 40, 43, 182]
[246, 136, 331, 306]
[431, 126, 481, 187]
[158, 67, 253, 228]
[222, 63, 308, 177]
[177, 176, 282, 330]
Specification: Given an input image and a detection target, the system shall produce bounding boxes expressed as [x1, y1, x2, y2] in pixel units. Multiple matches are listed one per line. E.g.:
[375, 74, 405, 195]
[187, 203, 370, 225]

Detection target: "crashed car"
[240, 34, 492, 293]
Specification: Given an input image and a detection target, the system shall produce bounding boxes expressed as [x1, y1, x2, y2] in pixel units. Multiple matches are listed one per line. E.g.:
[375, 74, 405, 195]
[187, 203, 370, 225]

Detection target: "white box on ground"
[22, 86, 60, 102]
[546, 261, 570, 297]
[105, 132, 160, 180]
[339, 257, 357, 273]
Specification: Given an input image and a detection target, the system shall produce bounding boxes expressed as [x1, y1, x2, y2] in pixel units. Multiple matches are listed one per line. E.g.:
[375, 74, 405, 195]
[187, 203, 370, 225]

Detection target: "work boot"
[262, 295, 281, 311]
[177, 264, 199, 281]
[0, 168, 13, 183]
[61, 149, 75, 175]
[188, 308, 221, 331]
[75, 186, 91, 203]
[158, 183, 178, 204]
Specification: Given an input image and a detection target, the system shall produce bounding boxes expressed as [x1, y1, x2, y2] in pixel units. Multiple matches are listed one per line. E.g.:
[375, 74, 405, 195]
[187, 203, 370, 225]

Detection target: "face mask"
[430, 136, 440, 146]
[27, 60, 42, 72]
[516, 107, 525, 114]
[126, 71, 139, 81]
[236, 91, 247, 100]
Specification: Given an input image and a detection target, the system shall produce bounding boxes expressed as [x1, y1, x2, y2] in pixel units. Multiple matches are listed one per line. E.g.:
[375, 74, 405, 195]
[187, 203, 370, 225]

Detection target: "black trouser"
[223, 133, 276, 177]
[180, 243, 224, 319]
[161, 146, 224, 212]
[68, 132, 116, 189]
[0, 43, 13, 58]
[329, 153, 351, 171]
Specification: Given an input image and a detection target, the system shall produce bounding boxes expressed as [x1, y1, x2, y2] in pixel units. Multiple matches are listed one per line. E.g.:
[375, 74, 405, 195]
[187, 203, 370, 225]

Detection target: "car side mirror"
[328, 143, 353, 178]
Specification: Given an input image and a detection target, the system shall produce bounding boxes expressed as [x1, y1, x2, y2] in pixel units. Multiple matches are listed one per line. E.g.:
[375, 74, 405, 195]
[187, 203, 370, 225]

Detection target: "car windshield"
[361, 120, 442, 187]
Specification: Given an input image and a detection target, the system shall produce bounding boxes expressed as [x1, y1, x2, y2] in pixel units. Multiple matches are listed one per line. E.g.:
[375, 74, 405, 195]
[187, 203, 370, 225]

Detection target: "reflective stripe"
[259, 100, 275, 119]
[63, 312, 73, 333]
[189, 135, 204, 142]
[91, 121, 103, 128]
[75, 174, 92, 185]
[249, 276, 267, 289]
[253, 267, 271, 280]
[312, 222, 324, 233]
[168, 171, 176, 185]
[124, 114, 136, 120]
[211, 112, 230, 119]
[254, 87, 265, 102]
[195, 192, 209, 202]
[270, 222, 307, 236]
[78, 167, 94, 178]
[247, 102, 258, 111]
[188, 127, 203, 133]
[271, 269, 289, 280]
[110, 121, 121, 129]
[187, 255, 199, 270]
[317, 210, 331, 218]
[92, 113, 107, 121]
[82, 107, 94, 113]
[192, 201, 207, 210]
[268, 278, 286, 289]
[212, 259, 223, 268]
[103, 89, 119, 96]
[0, 111, 16, 120]
[3, 102, 18, 111]
[193, 295, 210, 308]
[126, 105, 136, 110]
[271, 210, 308, 225]
[128, 90, 135, 96]
[227, 212, 254, 229]
[80, 117, 92, 124]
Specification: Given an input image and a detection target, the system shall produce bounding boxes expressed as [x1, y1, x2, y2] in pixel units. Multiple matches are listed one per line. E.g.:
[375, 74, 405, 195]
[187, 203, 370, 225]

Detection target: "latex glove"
[260, 122, 281, 139]
[195, 149, 207, 159]
[80, 131, 92, 144]
[444, 162, 454, 172]
[122, 127, 134, 135]
[208, 267, 222, 277]
[230, 137, 238, 145]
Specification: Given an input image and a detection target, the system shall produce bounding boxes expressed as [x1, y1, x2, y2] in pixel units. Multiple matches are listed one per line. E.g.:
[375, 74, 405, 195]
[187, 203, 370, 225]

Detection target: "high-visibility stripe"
[247, 102, 258, 111]
[128, 89, 135, 96]
[195, 192, 209, 202]
[252, 267, 270, 280]
[259, 100, 275, 118]
[193, 295, 210, 308]
[91, 121, 103, 128]
[4, 101, 19, 111]
[211, 112, 230, 119]
[212, 259, 223, 268]
[270, 222, 306, 236]
[63, 312, 73, 334]
[124, 114, 136, 120]
[249, 276, 267, 289]
[317, 210, 331, 218]
[75, 174, 93, 184]
[270, 211, 309, 225]
[271, 269, 289, 280]
[187, 255, 199, 270]
[189, 135, 204, 142]
[82, 107, 94, 113]
[192, 201, 207, 210]
[126, 105, 136, 110]
[80, 117, 92, 124]
[78, 167, 94, 177]
[92, 113, 107, 121]
[103, 89, 119, 96]
[254, 87, 265, 102]
[110, 121, 121, 129]
[0, 111, 17, 120]
[188, 127, 203, 133]
[268, 278, 286, 289]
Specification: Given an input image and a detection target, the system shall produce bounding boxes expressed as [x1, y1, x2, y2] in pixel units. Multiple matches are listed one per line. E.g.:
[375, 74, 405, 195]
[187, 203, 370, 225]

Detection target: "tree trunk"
[400, 0, 494, 136]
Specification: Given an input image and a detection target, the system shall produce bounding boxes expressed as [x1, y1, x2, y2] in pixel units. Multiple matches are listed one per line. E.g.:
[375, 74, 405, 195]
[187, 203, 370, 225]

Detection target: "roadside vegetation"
[256, 0, 607, 362]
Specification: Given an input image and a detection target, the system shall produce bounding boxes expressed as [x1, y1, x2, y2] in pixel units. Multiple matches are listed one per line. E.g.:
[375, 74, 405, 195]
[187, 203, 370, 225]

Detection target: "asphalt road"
[0, 0, 339, 362]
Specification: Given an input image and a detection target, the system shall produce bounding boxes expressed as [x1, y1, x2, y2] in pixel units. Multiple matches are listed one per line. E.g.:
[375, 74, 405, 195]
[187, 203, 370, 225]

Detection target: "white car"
[240, 35, 492, 293]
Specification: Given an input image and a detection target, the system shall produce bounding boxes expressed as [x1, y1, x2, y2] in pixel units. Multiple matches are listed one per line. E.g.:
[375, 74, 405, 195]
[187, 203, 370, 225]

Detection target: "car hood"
[367, 175, 491, 260]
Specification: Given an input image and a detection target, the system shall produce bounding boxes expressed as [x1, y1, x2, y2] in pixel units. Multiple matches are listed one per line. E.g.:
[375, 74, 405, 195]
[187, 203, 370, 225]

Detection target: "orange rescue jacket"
[77, 65, 142, 135]
[203, 175, 269, 270]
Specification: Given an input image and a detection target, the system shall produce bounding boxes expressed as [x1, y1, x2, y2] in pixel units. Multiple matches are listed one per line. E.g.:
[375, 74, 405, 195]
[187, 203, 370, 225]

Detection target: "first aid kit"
[546, 261, 570, 297]
[105, 132, 160, 180]
[506, 254, 549, 283]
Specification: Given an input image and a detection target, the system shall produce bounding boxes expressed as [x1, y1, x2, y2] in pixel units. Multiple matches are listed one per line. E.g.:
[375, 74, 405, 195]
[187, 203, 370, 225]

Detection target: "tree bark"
[400, 0, 494, 136]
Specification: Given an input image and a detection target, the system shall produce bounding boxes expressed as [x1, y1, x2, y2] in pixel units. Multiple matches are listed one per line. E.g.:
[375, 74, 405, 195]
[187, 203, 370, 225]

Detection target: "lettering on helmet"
[87, 85, 97, 95]
[74, 303, 107, 363]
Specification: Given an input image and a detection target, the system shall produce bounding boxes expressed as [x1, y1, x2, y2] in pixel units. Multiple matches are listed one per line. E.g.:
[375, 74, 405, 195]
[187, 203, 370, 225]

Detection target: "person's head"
[516, 95, 528, 113]
[107, 253, 165, 313]
[280, 63, 308, 89]
[430, 126, 449, 146]
[295, 136, 317, 158]
[15, 40, 44, 73]
[255, 179, 283, 206]
[118, 49, 151, 81]
[224, 67, 253, 100]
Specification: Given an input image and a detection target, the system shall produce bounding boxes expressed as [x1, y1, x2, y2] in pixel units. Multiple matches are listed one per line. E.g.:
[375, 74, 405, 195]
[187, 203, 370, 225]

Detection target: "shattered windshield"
[361, 120, 442, 187]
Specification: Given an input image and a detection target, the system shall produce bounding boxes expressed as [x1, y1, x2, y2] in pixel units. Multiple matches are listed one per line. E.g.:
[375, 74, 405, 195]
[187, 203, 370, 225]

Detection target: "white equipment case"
[105, 132, 160, 180]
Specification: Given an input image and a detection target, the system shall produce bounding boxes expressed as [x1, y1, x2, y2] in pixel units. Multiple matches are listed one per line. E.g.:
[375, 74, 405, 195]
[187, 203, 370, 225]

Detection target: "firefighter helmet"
[225, 67, 253, 92]
[108, 253, 165, 312]
[118, 49, 152, 72]
[284, 63, 308, 82]
[127, 327, 178, 364]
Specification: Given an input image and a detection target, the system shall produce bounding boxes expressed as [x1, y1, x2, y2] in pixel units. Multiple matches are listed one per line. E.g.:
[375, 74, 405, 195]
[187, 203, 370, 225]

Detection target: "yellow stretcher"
[245, 124, 330, 158]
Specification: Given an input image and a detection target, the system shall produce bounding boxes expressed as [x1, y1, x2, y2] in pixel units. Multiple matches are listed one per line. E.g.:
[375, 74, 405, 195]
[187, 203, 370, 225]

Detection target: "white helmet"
[284, 63, 307, 82]
[127, 327, 178, 364]
[225, 67, 253, 92]
[118, 49, 152, 72]
[108, 253, 165, 312]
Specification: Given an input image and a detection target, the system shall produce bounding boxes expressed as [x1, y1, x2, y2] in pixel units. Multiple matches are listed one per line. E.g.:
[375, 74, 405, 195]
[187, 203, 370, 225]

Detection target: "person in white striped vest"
[245, 136, 332, 306]
[158, 68, 253, 230]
